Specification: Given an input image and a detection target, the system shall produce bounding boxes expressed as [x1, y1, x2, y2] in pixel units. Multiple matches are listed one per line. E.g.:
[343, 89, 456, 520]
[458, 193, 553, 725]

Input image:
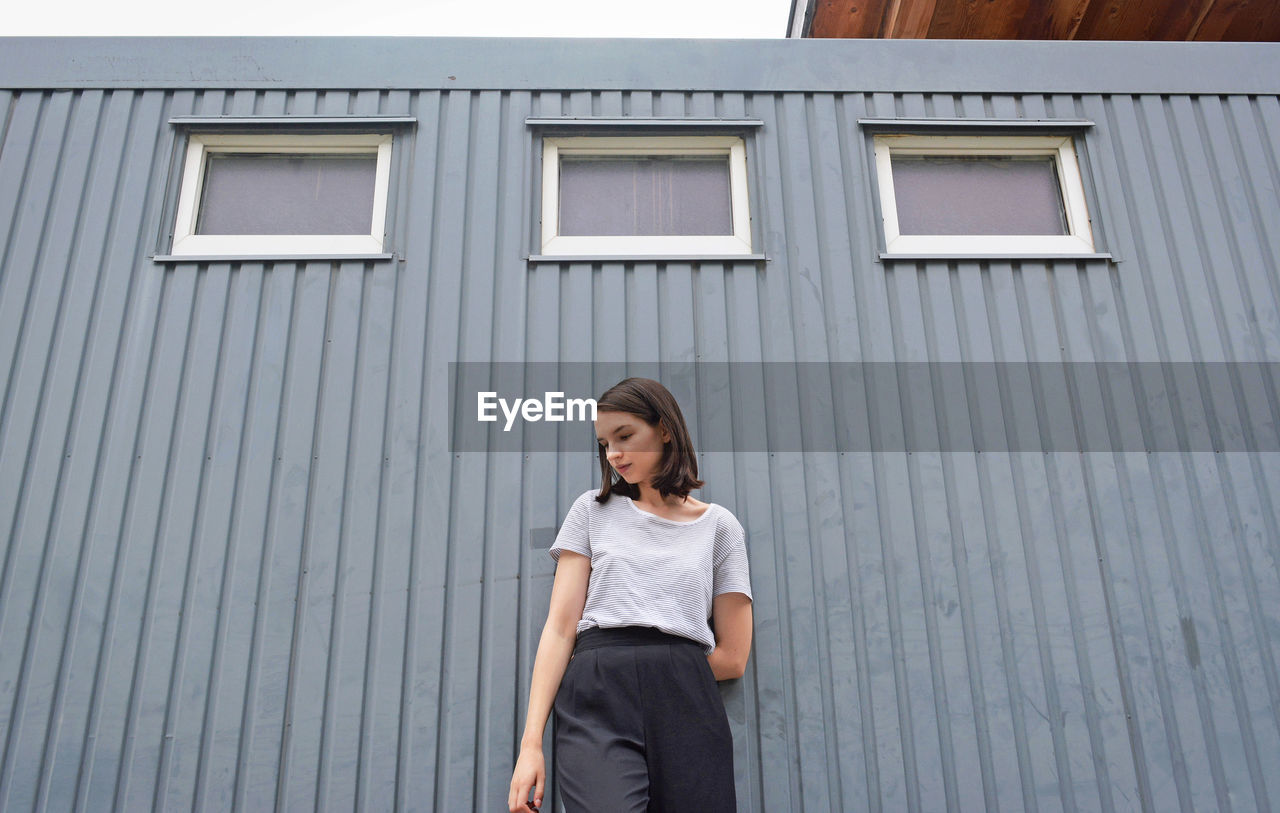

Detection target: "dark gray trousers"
[551, 626, 737, 813]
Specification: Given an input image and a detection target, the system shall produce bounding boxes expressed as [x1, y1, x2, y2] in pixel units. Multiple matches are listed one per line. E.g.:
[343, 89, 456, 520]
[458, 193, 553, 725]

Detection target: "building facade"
[1, 37, 1279, 811]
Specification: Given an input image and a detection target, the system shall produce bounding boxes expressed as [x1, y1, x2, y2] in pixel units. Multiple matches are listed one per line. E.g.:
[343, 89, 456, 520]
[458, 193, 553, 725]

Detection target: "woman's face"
[595, 410, 670, 487]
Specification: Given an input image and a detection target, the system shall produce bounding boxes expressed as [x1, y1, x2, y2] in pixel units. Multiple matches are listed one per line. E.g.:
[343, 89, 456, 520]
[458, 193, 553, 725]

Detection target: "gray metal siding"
[1, 46, 1279, 812]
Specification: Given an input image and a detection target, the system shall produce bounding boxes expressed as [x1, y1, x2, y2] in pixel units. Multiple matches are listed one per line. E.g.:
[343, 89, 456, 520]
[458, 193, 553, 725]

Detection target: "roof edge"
[2, 37, 1279, 95]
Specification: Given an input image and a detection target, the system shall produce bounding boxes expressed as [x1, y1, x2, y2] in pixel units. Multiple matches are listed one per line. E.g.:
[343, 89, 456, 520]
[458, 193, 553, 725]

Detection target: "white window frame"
[540, 135, 752, 256]
[170, 132, 393, 256]
[873, 134, 1095, 255]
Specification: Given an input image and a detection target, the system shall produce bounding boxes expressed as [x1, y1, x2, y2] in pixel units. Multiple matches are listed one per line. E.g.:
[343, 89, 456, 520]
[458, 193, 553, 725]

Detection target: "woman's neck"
[634, 482, 696, 509]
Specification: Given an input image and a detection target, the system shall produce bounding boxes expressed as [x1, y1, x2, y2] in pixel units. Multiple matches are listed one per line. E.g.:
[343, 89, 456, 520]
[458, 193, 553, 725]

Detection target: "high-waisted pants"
[551, 625, 737, 813]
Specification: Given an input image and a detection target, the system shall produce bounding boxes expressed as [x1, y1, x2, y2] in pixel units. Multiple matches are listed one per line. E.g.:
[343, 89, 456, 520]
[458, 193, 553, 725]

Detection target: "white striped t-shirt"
[548, 488, 753, 655]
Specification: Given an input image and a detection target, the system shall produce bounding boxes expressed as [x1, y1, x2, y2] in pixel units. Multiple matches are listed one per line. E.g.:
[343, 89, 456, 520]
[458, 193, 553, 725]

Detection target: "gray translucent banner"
[448, 362, 1280, 453]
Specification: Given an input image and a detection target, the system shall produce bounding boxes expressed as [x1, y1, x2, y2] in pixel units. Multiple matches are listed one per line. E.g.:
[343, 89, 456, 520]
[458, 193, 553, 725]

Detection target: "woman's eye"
[620, 434, 631, 441]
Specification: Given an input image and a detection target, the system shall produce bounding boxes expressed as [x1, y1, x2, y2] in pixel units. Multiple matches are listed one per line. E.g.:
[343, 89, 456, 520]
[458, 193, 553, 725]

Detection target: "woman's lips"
[617, 464, 631, 474]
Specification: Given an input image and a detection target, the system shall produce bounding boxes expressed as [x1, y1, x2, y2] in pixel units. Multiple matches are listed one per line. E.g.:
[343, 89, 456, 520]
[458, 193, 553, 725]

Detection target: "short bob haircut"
[594, 377, 704, 503]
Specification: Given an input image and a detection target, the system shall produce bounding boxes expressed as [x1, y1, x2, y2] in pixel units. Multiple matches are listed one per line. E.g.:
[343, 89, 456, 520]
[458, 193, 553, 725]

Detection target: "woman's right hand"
[508, 744, 545, 812]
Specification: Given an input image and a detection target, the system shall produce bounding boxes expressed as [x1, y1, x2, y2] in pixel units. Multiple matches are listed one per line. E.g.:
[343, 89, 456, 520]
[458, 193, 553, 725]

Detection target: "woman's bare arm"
[509, 550, 590, 811]
[520, 550, 590, 746]
[708, 592, 753, 680]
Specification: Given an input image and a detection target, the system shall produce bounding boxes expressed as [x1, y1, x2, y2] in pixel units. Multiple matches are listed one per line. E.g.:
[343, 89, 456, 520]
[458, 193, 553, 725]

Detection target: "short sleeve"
[548, 491, 592, 563]
[713, 512, 753, 601]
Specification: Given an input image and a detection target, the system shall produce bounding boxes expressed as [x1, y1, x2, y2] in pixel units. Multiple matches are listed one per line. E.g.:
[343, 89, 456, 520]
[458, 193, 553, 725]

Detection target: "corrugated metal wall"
[2, 51, 1279, 812]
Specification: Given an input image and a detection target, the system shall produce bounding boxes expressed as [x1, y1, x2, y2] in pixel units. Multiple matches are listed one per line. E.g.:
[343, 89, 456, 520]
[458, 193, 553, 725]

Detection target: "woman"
[508, 377, 754, 813]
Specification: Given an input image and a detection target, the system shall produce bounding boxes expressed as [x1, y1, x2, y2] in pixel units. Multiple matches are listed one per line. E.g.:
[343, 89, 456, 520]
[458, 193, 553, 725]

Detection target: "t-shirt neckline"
[624, 496, 717, 526]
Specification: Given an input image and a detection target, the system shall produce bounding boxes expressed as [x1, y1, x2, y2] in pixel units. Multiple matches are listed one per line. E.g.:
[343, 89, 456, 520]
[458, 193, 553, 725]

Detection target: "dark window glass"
[197, 153, 378, 235]
[558, 156, 732, 236]
[891, 155, 1068, 235]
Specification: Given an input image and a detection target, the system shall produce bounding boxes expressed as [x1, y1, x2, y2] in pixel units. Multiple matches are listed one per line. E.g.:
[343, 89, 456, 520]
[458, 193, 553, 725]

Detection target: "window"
[540, 135, 752, 257]
[873, 134, 1095, 256]
[169, 132, 393, 257]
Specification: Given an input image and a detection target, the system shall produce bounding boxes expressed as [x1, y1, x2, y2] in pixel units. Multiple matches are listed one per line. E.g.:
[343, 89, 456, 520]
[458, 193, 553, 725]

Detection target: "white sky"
[8, 0, 792, 37]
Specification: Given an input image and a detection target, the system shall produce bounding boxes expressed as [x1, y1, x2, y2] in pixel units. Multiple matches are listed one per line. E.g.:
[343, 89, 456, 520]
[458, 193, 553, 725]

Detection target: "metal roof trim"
[2, 37, 1278, 95]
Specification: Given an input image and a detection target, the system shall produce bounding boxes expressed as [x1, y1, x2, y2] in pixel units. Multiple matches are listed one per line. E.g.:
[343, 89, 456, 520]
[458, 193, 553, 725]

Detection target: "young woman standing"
[508, 377, 754, 813]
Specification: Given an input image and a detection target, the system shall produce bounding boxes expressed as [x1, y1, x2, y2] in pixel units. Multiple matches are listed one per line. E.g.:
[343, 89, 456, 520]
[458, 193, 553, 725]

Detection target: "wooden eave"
[799, 0, 1280, 41]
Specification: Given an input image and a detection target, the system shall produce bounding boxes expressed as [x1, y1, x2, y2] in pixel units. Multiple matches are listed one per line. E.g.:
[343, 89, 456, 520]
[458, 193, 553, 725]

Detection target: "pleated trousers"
[551, 625, 737, 813]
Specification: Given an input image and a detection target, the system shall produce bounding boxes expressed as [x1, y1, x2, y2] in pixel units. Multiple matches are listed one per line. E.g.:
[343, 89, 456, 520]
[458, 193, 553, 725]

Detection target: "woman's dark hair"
[594, 377, 704, 503]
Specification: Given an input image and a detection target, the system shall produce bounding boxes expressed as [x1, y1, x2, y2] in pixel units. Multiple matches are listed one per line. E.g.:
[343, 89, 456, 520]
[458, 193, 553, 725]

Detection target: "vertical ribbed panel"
[1, 84, 1278, 813]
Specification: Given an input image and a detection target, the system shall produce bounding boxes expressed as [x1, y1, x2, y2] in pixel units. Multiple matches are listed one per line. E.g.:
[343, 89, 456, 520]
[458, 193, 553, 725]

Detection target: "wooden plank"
[953, 0, 1038, 39]
[1186, 0, 1222, 39]
[810, 0, 894, 37]
[1018, 0, 1095, 38]
[923, 0, 968, 37]
[1147, 0, 1221, 39]
[1196, 0, 1280, 41]
[928, 0, 1084, 40]
[1073, 0, 1207, 39]
[889, 0, 940, 37]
